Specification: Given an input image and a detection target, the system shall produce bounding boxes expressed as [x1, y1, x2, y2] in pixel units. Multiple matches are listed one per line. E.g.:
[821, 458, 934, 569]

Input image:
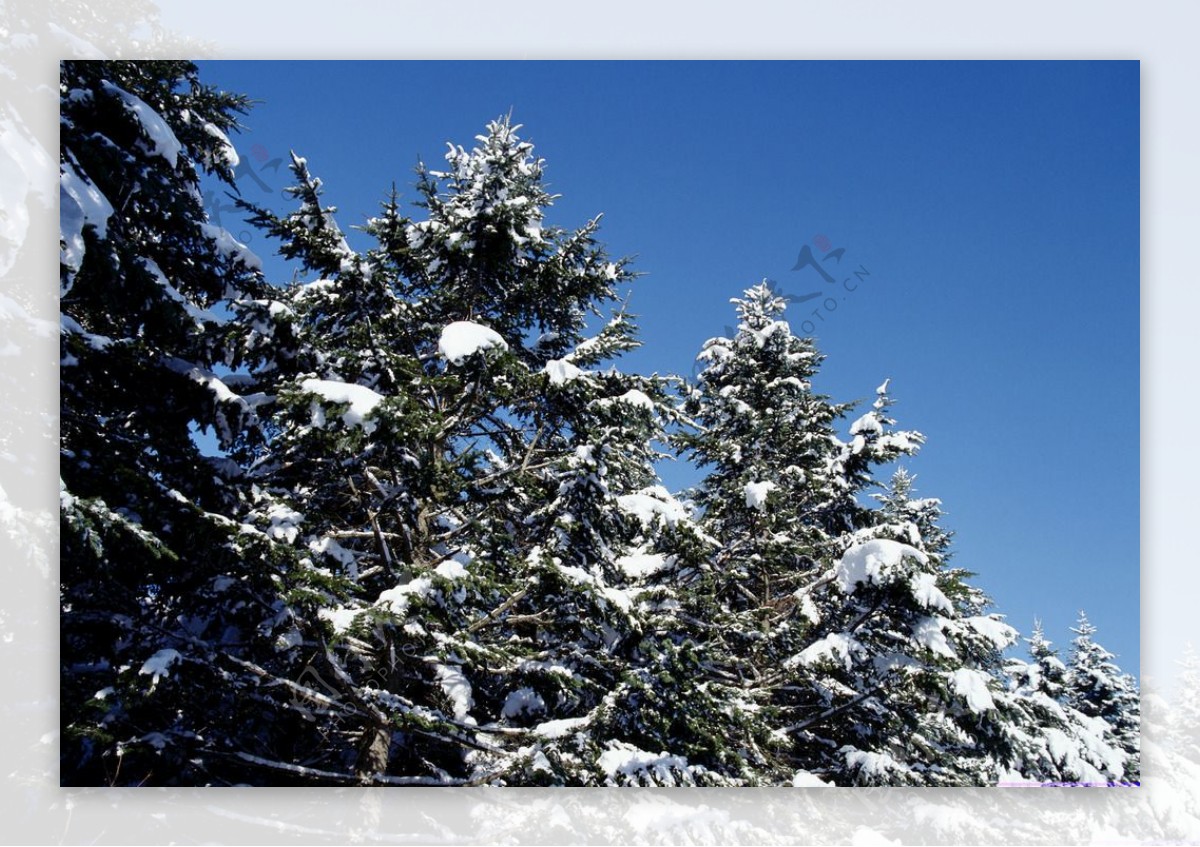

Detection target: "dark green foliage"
[59, 60, 314, 786]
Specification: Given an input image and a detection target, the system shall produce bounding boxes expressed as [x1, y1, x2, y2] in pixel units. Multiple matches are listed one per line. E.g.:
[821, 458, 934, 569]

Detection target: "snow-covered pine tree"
[236, 118, 730, 785]
[805, 467, 1023, 786]
[674, 282, 920, 783]
[676, 284, 1023, 785]
[671, 281, 866, 783]
[1065, 612, 1141, 782]
[1003, 620, 1128, 784]
[59, 60, 315, 784]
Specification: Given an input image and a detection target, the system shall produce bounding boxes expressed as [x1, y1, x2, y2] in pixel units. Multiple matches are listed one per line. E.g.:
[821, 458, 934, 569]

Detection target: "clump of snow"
[912, 616, 957, 659]
[139, 648, 181, 689]
[202, 121, 240, 169]
[61, 314, 113, 350]
[56, 175, 110, 291]
[318, 606, 360, 634]
[542, 358, 587, 385]
[791, 633, 865, 672]
[743, 480, 777, 511]
[501, 688, 546, 719]
[950, 668, 996, 713]
[849, 411, 884, 436]
[909, 572, 953, 613]
[199, 223, 263, 271]
[434, 558, 469, 580]
[102, 80, 181, 169]
[598, 740, 692, 785]
[843, 747, 909, 781]
[613, 389, 654, 409]
[293, 278, 338, 300]
[964, 615, 1019, 649]
[792, 770, 833, 787]
[617, 486, 690, 527]
[741, 319, 791, 349]
[376, 574, 437, 617]
[835, 539, 928, 593]
[532, 716, 590, 739]
[1044, 727, 1075, 767]
[300, 378, 384, 435]
[434, 664, 474, 720]
[438, 320, 508, 365]
[555, 564, 594, 586]
[308, 535, 355, 565]
[877, 432, 919, 453]
[600, 586, 634, 613]
[616, 552, 671, 579]
[1073, 714, 1127, 777]
[264, 502, 303, 543]
[59, 159, 114, 285]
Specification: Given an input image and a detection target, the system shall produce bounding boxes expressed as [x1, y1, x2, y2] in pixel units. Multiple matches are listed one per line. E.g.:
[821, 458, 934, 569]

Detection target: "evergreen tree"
[59, 60, 314, 784]
[677, 285, 1019, 785]
[1065, 612, 1141, 782]
[825, 468, 1020, 785]
[235, 118, 736, 785]
[1002, 620, 1127, 784]
[57, 62, 1132, 788]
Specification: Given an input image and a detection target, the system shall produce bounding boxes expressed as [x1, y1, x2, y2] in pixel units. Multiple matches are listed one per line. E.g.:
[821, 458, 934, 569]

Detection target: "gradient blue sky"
[195, 60, 1139, 676]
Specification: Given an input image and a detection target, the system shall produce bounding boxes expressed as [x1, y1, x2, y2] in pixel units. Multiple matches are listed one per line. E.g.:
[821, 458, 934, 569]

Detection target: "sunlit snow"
[543, 358, 587, 385]
[743, 480, 777, 511]
[300, 378, 384, 434]
[139, 648, 181, 689]
[102, 80, 182, 168]
[836, 539, 928, 593]
[950, 668, 996, 713]
[438, 321, 508, 365]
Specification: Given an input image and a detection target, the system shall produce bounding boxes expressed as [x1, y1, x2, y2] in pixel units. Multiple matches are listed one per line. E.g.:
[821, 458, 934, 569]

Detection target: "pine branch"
[780, 684, 884, 736]
[466, 587, 530, 634]
[216, 750, 474, 786]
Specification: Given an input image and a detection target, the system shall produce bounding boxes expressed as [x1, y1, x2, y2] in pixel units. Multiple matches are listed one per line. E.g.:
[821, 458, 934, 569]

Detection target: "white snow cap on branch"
[616, 486, 690, 527]
[203, 122, 240, 168]
[101, 80, 182, 169]
[60, 159, 114, 284]
[139, 648, 182, 690]
[597, 740, 692, 784]
[950, 668, 996, 713]
[835, 539, 928, 593]
[542, 358, 587, 385]
[744, 480, 777, 511]
[300, 378, 384, 434]
[438, 320, 508, 365]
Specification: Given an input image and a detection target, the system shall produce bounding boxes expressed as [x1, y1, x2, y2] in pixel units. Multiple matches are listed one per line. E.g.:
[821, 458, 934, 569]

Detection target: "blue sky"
[195, 60, 1139, 676]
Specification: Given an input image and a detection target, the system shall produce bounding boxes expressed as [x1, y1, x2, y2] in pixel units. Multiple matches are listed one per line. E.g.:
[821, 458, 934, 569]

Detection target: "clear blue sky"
[195, 60, 1139, 677]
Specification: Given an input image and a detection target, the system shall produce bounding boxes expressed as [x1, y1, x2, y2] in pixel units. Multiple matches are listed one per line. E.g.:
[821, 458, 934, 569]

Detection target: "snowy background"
[3, 0, 1199, 843]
